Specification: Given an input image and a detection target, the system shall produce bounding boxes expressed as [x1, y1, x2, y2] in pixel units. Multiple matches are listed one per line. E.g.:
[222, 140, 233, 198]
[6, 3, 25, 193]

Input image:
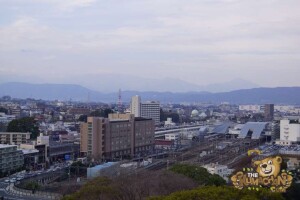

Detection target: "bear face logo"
[253, 156, 282, 177]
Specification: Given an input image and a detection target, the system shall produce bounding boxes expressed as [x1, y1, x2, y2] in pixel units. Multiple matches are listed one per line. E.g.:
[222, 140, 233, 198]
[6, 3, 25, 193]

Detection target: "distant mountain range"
[0, 73, 259, 93]
[68, 76, 259, 93]
[0, 82, 300, 104]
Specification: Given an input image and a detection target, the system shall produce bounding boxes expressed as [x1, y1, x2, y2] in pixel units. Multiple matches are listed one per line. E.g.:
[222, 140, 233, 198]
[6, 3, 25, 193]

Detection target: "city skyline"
[1, 0, 300, 89]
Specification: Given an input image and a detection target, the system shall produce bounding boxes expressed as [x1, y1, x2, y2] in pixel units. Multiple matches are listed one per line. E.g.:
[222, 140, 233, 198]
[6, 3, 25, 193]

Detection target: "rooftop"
[0, 144, 17, 149]
[135, 117, 152, 121]
[212, 122, 233, 134]
[239, 122, 268, 139]
[0, 132, 31, 135]
[21, 149, 39, 154]
[90, 162, 118, 170]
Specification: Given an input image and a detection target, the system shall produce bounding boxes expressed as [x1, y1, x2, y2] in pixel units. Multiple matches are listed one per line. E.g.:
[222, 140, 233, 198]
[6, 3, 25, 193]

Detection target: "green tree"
[0, 107, 8, 114]
[61, 177, 117, 200]
[78, 115, 88, 122]
[208, 174, 227, 186]
[24, 181, 40, 193]
[7, 117, 40, 139]
[62, 170, 198, 200]
[160, 109, 180, 123]
[70, 161, 87, 176]
[149, 186, 284, 200]
[90, 109, 114, 118]
[281, 160, 288, 170]
[102, 108, 114, 118]
[170, 164, 226, 186]
[284, 182, 300, 200]
[90, 110, 102, 117]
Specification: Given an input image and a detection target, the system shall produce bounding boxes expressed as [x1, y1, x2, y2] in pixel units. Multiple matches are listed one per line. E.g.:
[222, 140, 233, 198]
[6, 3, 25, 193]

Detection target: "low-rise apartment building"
[0, 132, 31, 145]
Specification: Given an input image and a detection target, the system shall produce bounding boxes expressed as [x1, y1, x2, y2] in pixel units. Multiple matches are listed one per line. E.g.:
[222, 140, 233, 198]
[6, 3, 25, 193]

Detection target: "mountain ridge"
[0, 82, 299, 104]
[0, 74, 259, 93]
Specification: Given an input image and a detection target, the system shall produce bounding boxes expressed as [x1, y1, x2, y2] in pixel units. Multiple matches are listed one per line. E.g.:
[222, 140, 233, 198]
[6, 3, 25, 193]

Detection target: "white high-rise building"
[130, 96, 160, 125]
[141, 101, 160, 125]
[130, 96, 141, 117]
[280, 119, 300, 142]
[276, 119, 300, 145]
[238, 105, 263, 113]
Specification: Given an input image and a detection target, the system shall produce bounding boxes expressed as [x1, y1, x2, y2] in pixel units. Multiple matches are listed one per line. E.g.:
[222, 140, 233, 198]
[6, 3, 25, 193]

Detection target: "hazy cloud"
[0, 0, 300, 89]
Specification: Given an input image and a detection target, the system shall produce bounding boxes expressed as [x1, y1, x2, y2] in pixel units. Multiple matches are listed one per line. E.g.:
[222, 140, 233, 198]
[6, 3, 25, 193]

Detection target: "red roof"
[155, 139, 174, 146]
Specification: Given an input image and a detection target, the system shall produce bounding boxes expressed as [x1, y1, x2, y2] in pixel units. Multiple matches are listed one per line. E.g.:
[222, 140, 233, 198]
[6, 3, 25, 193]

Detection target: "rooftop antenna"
[118, 88, 122, 113]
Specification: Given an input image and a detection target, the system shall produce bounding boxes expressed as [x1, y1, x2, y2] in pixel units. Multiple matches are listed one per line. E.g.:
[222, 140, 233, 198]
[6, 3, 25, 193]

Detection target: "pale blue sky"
[0, 0, 300, 89]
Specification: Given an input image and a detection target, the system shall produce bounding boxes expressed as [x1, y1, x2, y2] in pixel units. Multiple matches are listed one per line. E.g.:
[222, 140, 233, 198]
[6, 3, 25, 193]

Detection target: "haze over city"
[1, 0, 300, 92]
[2, 1, 300, 200]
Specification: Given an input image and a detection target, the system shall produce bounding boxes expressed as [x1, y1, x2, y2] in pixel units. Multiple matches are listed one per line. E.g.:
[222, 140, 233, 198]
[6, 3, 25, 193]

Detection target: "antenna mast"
[118, 88, 122, 113]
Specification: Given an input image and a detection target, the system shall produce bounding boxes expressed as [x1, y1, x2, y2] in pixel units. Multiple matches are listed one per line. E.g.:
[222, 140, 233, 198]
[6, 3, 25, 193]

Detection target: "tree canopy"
[61, 171, 198, 200]
[284, 183, 300, 200]
[61, 166, 286, 200]
[90, 109, 114, 118]
[160, 109, 180, 123]
[78, 115, 88, 122]
[170, 164, 226, 186]
[150, 186, 284, 200]
[7, 117, 40, 139]
[0, 107, 8, 114]
[62, 177, 116, 200]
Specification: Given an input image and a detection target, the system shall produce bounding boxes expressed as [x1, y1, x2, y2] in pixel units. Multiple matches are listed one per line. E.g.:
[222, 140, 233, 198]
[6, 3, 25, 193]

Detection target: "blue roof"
[239, 122, 268, 139]
[91, 162, 118, 170]
[212, 122, 232, 134]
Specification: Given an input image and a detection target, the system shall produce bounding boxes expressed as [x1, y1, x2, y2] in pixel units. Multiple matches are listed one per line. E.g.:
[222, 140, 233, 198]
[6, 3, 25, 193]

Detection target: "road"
[0, 181, 40, 200]
[0, 179, 58, 200]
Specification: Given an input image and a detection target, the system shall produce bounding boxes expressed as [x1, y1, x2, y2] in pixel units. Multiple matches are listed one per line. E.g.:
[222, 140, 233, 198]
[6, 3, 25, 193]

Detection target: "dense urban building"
[48, 142, 79, 163]
[0, 144, 24, 174]
[22, 148, 39, 170]
[238, 105, 262, 113]
[20, 143, 47, 166]
[80, 114, 155, 160]
[67, 108, 90, 115]
[9, 107, 21, 118]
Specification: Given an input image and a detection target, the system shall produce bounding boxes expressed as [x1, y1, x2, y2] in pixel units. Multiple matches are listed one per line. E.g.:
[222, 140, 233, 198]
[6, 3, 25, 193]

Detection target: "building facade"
[278, 119, 300, 145]
[0, 144, 24, 174]
[130, 95, 141, 117]
[0, 132, 31, 145]
[80, 114, 155, 160]
[238, 105, 263, 113]
[264, 104, 274, 121]
[141, 101, 160, 125]
[130, 96, 160, 125]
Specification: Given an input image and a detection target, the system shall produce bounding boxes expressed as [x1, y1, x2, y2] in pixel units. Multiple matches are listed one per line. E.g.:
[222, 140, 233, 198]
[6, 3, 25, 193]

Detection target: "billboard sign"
[231, 151, 293, 192]
[65, 154, 71, 161]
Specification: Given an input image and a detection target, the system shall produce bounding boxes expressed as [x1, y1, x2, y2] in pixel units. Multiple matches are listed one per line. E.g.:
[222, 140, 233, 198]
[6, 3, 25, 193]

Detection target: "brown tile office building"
[80, 114, 155, 160]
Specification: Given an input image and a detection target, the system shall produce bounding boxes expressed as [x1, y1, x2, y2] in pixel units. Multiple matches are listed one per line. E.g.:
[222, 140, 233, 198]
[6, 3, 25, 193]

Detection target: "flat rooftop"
[0, 132, 31, 134]
[21, 149, 39, 154]
[0, 144, 17, 149]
